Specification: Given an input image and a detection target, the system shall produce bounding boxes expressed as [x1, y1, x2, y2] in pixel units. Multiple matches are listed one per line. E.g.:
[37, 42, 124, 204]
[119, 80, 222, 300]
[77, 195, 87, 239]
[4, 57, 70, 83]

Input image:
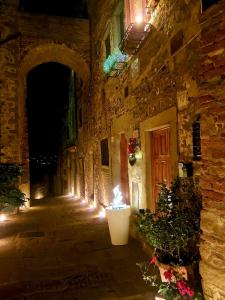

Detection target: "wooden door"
[120, 133, 130, 204]
[151, 127, 171, 207]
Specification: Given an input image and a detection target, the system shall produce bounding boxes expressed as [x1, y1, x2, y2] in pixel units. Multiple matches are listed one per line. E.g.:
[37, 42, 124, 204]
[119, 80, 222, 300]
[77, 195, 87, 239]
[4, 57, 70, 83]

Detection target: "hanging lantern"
[124, 0, 149, 29]
[121, 0, 151, 55]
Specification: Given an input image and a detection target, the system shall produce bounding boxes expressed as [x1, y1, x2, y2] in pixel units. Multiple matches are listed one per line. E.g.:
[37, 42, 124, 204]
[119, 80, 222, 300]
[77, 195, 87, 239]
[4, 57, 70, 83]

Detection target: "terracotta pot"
[156, 261, 188, 282]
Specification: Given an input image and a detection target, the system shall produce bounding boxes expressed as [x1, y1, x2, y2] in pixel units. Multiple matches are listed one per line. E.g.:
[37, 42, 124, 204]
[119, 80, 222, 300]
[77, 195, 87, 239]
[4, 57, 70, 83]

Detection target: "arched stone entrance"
[17, 42, 89, 200]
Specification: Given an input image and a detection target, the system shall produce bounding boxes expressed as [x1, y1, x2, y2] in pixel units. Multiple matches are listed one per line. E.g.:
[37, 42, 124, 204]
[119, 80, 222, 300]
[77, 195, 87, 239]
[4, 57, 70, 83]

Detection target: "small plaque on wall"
[177, 90, 188, 110]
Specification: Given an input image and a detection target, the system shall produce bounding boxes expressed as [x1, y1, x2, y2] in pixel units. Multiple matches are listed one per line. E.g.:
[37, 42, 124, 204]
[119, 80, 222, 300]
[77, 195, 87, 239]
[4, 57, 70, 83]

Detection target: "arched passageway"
[26, 62, 72, 199]
[18, 43, 89, 201]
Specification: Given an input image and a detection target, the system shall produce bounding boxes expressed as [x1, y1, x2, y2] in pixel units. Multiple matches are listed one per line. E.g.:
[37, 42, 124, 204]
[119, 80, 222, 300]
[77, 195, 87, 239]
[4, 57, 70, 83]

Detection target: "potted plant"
[0, 163, 26, 213]
[136, 177, 204, 300]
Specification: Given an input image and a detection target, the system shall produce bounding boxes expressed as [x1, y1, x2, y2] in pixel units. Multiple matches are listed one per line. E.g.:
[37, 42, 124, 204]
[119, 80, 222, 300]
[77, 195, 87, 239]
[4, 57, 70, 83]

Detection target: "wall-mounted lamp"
[135, 14, 143, 24]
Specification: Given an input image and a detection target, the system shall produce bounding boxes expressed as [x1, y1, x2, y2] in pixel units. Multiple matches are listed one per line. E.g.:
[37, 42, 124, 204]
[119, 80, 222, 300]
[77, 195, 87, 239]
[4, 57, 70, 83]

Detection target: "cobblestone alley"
[0, 196, 156, 300]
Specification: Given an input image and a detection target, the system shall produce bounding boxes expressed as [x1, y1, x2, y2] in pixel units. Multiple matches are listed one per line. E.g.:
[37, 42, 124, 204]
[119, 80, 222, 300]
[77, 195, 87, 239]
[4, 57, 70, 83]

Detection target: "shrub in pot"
[0, 164, 26, 212]
[137, 177, 204, 300]
[138, 177, 201, 265]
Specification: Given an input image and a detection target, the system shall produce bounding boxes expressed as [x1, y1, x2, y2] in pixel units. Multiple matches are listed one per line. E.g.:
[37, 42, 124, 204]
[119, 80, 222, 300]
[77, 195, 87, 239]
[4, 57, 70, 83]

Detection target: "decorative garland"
[128, 137, 141, 166]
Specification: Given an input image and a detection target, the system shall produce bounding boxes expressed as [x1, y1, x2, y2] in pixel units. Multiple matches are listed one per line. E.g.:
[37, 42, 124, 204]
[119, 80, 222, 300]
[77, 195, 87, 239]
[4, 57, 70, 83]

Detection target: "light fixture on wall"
[135, 14, 143, 24]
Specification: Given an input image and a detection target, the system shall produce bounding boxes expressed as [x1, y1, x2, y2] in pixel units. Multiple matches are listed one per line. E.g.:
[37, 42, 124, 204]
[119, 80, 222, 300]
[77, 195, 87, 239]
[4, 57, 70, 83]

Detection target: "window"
[202, 0, 219, 11]
[104, 33, 111, 58]
[101, 139, 109, 166]
[192, 117, 201, 161]
[112, 1, 124, 48]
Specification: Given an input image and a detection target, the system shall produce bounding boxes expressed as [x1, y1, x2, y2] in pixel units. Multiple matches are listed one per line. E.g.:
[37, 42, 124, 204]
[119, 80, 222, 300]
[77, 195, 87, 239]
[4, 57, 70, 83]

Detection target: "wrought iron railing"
[120, 22, 151, 55]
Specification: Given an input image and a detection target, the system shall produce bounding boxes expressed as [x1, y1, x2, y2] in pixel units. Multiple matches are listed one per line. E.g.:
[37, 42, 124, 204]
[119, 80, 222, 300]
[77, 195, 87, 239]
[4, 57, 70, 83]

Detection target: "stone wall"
[86, 0, 201, 206]
[86, 0, 225, 298]
[0, 2, 90, 199]
[0, 2, 20, 163]
[197, 2, 225, 299]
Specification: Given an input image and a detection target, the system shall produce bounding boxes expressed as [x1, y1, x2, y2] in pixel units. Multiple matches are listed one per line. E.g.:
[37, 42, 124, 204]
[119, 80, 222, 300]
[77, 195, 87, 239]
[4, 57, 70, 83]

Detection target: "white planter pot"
[106, 205, 131, 245]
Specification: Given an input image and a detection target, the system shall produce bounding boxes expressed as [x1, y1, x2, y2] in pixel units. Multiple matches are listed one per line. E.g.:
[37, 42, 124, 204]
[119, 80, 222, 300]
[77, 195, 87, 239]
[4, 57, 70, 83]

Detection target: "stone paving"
[0, 196, 156, 300]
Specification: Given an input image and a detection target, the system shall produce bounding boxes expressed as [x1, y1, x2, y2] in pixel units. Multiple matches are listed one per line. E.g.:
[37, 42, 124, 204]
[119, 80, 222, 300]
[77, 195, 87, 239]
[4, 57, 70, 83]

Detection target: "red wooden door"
[151, 127, 171, 208]
[120, 133, 130, 205]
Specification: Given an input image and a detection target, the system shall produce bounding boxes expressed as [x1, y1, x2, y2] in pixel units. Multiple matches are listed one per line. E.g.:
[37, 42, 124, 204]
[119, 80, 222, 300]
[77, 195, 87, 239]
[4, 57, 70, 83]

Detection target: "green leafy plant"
[136, 177, 204, 299]
[137, 178, 202, 265]
[0, 164, 26, 210]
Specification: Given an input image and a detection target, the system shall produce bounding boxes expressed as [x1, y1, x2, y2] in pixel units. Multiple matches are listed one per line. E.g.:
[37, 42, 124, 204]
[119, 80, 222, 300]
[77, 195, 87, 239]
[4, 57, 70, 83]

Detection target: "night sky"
[27, 63, 70, 176]
[19, 0, 88, 18]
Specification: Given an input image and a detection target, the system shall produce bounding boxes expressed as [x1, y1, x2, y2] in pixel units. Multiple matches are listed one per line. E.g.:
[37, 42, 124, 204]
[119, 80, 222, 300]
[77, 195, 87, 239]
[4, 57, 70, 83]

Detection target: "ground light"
[81, 198, 86, 205]
[0, 214, 6, 222]
[98, 208, 106, 219]
[35, 192, 44, 199]
[89, 201, 96, 210]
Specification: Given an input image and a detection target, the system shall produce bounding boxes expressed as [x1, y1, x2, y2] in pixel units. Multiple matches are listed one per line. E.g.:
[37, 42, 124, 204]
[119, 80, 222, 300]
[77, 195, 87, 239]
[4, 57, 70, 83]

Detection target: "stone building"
[0, 0, 225, 299]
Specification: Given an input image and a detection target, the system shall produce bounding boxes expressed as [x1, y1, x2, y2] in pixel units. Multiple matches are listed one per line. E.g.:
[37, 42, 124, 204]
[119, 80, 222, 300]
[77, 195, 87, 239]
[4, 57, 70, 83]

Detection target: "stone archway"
[17, 42, 89, 200]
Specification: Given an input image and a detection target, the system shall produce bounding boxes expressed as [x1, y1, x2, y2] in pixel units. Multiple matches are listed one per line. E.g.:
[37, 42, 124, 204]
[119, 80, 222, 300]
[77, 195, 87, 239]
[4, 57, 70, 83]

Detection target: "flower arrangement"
[103, 48, 128, 75]
[138, 256, 203, 300]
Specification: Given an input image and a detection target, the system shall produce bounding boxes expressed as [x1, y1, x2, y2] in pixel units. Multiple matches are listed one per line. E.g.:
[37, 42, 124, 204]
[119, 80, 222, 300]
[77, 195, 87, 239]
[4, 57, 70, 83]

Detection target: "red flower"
[149, 256, 157, 265]
[177, 280, 186, 289]
[128, 144, 135, 154]
[187, 287, 194, 297]
[177, 280, 188, 296]
[164, 269, 173, 281]
[176, 280, 195, 298]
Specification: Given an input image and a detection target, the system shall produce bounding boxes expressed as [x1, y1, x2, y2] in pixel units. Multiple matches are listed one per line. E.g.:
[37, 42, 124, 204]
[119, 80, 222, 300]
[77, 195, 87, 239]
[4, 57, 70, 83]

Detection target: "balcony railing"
[120, 22, 151, 55]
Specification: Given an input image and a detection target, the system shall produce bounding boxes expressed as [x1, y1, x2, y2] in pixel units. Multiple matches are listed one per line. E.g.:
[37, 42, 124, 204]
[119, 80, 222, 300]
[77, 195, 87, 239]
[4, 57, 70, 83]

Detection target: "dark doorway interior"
[26, 62, 71, 198]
